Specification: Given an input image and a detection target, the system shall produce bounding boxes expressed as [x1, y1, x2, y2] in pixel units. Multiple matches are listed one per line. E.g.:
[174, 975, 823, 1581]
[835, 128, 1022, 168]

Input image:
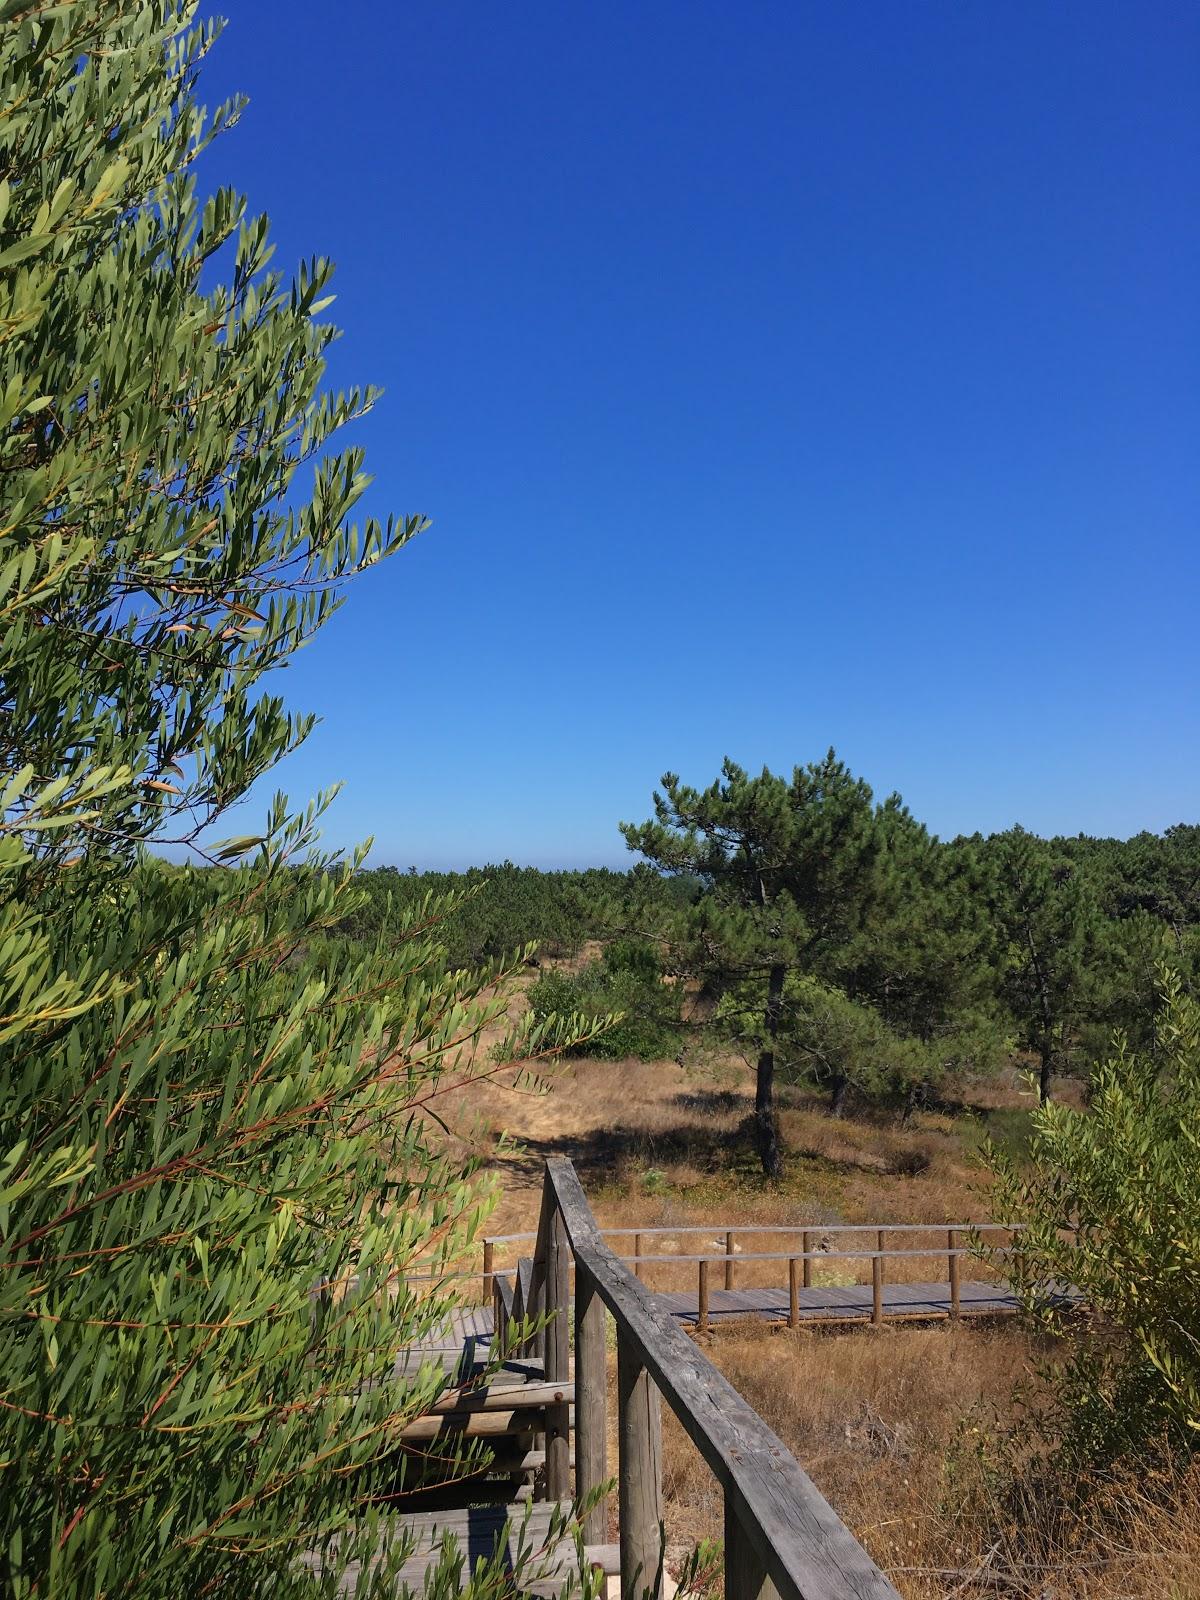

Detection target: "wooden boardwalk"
[406, 1275, 1021, 1364]
[658, 1277, 1021, 1325]
[373, 1179, 1056, 1597]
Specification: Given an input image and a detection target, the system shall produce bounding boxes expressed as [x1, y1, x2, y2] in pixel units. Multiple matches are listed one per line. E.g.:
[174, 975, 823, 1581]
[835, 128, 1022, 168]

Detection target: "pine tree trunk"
[755, 963, 785, 1179]
[1039, 1046, 1053, 1105]
[900, 1081, 921, 1125]
[828, 1073, 848, 1118]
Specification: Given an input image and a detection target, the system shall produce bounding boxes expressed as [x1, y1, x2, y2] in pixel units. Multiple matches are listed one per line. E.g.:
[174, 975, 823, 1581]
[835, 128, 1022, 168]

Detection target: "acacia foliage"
[985, 972, 1200, 1464]
[0, 9, 582, 1596]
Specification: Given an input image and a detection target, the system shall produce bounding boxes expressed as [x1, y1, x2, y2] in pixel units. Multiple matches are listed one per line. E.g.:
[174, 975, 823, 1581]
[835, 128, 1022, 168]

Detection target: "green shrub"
[985, 970, 1200, 1465]
[528, 947, 682, 1061]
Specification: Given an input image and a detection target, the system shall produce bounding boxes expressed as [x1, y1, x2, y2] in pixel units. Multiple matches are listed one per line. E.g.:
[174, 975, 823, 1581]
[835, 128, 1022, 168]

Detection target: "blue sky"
[198, 2, 1198, 868]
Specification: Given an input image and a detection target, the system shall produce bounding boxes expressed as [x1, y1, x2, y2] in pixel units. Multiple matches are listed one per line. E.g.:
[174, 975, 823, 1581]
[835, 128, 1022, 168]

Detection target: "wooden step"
[427, 1378, 574, 1414]
[322, 1501, 618, 1595]
[398, 1404, 574, 1442]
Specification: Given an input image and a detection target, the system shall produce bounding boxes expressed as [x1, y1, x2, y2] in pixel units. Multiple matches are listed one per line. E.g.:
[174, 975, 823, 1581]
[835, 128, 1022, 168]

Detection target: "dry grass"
[658, 1321, 1039, 1593]
[467, 1056, 1021, 1292]
[654, 1320, 1200, 1598]
[423, 1019, 1199, 1597]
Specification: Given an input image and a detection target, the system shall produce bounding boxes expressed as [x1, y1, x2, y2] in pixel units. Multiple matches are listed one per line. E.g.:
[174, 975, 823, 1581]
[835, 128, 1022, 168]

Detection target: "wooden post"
[802, 1229, 812, 1290]
[543, 1206, 571, 1500]
[948, 1228, 960, 1319]
[618, 1328, 664, 1600]
[575, 1264, 608, 1542]
[872, 1230, 884, 1327]
[725, 1230, 735, 1291]
[634, 1231, 644, 1282]
[788, 1257, 799, 1329]
[482, 1239, 493, 1305]
[725, 1492, 782, 1600]
[698, 1258, 709, 1335]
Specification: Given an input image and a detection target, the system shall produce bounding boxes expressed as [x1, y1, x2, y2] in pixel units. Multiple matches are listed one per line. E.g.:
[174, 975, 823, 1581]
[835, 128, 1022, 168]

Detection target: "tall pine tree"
[621, 753, 889, 1174]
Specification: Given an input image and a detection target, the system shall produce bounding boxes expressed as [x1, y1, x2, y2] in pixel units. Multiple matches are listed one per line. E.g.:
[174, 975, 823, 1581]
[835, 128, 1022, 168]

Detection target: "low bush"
[985, 969, 1200, 1466]
[528, 942, 683, 1060]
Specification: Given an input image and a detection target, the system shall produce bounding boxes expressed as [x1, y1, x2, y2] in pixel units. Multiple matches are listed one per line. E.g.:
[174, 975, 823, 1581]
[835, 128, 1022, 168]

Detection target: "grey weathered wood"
[546, 1155, 901, 1600]
[948, 1229, 960, 1318]
[725, 1229, 736, 1291]
[515, 1257, 536, 1357]
[493, 1270, 515, 1355]
[543, 1202, 572, 1501]
[575, 1262, 609, 1543]
[618, 1326, 664, 1600]
[320, 1501, 619, 1594]
[488, 1445, 577, 1474]
[427, 1379, 574, 1415]
[485, 1220, 1020, 1243]
[873, 1233, 884, 1326]
[399, 1406, 567, 1442]
[726, 1490, 782, 1600]
[698, 1257, 710, 1335]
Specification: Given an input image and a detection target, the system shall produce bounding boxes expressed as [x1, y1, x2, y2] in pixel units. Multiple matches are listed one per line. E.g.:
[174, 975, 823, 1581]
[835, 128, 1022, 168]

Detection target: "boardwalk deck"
[312, 1501, 618, 1596]
[407, 1276, 1020, 1363]
[660, 1277, 1022, 1324]
[376, 1173, 1048, 1598]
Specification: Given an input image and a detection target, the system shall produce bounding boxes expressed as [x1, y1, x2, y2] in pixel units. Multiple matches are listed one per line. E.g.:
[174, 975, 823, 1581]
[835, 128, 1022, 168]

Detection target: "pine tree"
[621, 752, 888, 1175]
[982, 828, 1106, 1103]
[0, 10, 574, 1595]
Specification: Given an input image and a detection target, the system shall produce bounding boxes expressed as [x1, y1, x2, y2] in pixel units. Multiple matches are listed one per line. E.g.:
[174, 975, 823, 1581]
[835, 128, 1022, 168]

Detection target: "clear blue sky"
[198, 2, 1198, 868]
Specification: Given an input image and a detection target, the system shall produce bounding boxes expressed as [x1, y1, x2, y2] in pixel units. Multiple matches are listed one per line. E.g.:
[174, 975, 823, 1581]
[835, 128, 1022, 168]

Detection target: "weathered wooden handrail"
[537, 1155, 900, 1600]
[488, 1220, 1021, 1242]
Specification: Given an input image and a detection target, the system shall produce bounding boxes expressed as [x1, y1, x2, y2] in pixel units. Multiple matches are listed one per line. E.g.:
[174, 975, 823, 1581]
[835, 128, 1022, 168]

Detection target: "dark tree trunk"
[900, 1081, 923, 1125]
[755, 962, 786, 1179]
[828, 1072, 848, 1118]
[1039, 1047, 1053, 1106]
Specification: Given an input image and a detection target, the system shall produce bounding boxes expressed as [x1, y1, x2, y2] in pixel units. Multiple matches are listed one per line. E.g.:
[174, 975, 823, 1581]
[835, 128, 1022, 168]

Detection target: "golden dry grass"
[660, 1321, 1038, 1593]
[421, 1006, 1197, 1598]
[658, 1321, 1200, 1598]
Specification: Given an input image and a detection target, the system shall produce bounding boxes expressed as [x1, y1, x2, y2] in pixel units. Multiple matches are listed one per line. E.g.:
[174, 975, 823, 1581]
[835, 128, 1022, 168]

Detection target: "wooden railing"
[484, 1217, 1019, 1328]
[493, 1156, 901, 1599]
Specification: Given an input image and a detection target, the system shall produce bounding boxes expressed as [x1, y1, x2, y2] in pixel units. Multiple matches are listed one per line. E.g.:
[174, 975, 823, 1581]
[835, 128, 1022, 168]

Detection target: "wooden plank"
[618, 1325, 664, 1600]
[726, 1489, 782, 1600]
[484, 1221, 1020, 1243]
[575, 1262, 609, 1544]
[515, 1257, 536, 1358]
[948, 1229, 960, 1319]
[399, 1407, 556, 1442]
[426, 1379, 574, 1415]
[544, 1202, 572, 1501]
[547, 1157, 900, 1600]
[330, 1501, 621, 1592]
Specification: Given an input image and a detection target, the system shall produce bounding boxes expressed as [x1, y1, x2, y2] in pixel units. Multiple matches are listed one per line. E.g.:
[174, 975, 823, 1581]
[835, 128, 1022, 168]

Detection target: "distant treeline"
[332, 814, 1200, 1113]
[331, 861, 697, 966]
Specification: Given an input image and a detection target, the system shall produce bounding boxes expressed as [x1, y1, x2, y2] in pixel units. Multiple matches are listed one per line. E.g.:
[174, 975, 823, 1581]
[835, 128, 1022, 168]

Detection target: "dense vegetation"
[330, 764, 1199, 1179]
[0, 10, 585, 1597]
[987, 970, 1200, 1467]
